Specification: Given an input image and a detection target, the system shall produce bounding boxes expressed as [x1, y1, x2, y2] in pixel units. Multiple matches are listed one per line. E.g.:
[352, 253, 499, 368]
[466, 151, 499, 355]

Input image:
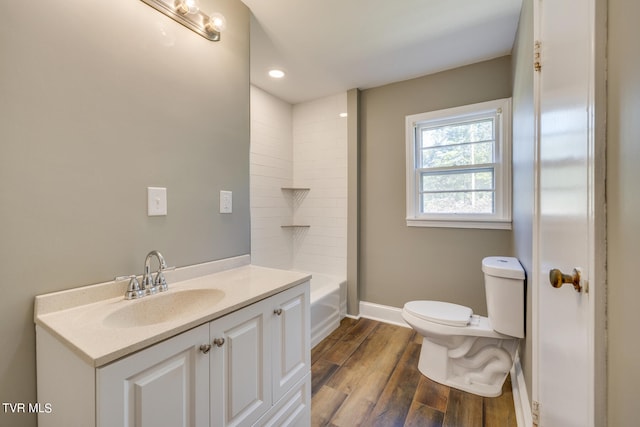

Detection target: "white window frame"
[405, 98, 512, 229]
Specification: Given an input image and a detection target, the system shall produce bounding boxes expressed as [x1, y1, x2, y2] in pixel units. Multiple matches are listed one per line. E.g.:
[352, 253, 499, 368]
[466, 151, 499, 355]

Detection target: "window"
[405, 98, 512, 229]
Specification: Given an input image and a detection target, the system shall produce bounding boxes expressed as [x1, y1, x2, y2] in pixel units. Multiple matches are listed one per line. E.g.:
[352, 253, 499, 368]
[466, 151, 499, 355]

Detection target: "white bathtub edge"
[304, 272, 346, 349]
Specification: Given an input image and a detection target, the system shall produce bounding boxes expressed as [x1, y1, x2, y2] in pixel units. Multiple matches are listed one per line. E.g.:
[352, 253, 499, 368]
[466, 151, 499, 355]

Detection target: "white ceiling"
[240, 0, 523, 105]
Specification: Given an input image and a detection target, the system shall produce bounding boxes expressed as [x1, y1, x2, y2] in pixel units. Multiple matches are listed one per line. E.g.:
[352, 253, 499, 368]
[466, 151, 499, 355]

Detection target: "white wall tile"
[250, 86, 293, 269]
[292, 93, 347, 276]
[250, 87, 347, 277]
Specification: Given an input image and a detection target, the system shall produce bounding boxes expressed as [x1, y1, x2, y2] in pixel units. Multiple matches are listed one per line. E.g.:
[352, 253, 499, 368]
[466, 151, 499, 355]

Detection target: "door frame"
[530, 0, 607, 425]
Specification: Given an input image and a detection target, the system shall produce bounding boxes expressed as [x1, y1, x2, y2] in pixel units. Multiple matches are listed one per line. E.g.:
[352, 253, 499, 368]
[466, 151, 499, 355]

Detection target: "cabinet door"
[254, 373, 311, 427]
[210, 299, 271, 427]
[97, 324, 210, 427]
[271, 282, 310, 403]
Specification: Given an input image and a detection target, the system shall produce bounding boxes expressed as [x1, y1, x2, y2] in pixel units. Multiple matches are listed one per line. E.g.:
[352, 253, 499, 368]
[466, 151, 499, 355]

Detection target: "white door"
[534, 0, 603, 425]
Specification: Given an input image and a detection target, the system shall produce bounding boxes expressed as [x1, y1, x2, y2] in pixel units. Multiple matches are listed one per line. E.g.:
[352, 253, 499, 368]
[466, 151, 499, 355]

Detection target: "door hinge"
[534, 41, 542, 72]
[532, 400, 541, 426]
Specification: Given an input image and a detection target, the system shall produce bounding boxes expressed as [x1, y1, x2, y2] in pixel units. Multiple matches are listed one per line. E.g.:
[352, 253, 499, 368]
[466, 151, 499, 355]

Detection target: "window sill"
[406, 218, 512, 230]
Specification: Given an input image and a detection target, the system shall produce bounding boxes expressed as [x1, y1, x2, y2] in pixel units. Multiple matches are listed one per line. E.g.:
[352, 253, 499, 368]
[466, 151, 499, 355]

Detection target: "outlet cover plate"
[220, 190, 232, 213]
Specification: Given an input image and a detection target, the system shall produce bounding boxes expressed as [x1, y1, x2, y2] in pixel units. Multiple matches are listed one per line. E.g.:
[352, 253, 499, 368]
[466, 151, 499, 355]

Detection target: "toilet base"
[417, 336, 518, 397]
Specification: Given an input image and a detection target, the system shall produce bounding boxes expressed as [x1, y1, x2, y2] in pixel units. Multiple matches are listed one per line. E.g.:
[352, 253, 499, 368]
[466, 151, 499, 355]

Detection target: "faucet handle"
[141, 270, 156, 295]
[116, 275, 145, 300]
[153, 266, 175, 292]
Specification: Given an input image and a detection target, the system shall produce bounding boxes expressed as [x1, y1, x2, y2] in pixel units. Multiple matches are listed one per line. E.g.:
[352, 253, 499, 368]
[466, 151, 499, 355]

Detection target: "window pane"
[421, 119, 493, 148]
[421, 141, 493, 168]
[406, 99, 510, 226]
[422, 191, 494, 214]
[422, 170, 494, 192]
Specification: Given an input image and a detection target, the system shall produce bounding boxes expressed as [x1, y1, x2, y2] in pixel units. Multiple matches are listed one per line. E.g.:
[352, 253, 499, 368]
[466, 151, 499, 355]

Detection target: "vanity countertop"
[34, 259, 310, 367]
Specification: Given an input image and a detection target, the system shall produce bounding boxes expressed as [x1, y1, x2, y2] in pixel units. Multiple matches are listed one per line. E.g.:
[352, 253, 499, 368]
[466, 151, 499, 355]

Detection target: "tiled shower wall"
[250, 86, 294, 269]
[291, 93, 348, 276]
[250, 86, 347, 277]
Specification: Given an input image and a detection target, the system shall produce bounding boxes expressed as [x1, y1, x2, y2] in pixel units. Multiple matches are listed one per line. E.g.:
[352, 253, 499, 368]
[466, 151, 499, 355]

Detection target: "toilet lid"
[404, 301, 473, 327]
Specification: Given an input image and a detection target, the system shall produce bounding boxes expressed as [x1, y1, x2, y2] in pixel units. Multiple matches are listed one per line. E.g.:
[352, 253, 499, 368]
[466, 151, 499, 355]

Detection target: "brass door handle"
[213, 338, 225, 347]
[549, 268, 582, 292]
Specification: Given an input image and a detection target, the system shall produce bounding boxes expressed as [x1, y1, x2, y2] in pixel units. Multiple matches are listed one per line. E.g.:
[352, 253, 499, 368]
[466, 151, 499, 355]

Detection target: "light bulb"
[185, 0, 199, 13]
[206, 13, 227, 33]
[176, 0, 199, 14]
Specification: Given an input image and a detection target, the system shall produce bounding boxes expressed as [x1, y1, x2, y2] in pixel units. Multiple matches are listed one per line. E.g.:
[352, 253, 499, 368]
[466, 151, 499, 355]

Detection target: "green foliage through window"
[417, 119, 496, 214]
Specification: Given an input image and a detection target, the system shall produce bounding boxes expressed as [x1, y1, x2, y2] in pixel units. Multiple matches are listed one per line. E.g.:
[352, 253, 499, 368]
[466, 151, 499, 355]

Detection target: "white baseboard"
[358, 301, 410, 328]
[360, 300, 532, 427]
[510, 353, 533, 427]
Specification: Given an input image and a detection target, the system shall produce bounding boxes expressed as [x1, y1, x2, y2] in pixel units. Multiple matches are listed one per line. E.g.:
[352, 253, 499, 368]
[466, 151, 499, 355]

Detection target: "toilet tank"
[482, 257, 525, 338]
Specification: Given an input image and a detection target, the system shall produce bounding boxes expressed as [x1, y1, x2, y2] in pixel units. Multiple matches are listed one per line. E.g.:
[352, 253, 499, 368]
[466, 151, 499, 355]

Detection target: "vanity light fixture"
[140, 0, 226, 41]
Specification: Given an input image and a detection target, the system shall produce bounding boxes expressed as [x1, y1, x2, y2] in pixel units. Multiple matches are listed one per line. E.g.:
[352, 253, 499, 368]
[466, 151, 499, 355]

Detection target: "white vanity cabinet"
[269, 284, 310, 403]
[209, 293, 272, 426]
[210, 283, 311, 426]
[37, 279, 310, 427]
[97, 324, 211, 427]
[256, 283, 311, 427]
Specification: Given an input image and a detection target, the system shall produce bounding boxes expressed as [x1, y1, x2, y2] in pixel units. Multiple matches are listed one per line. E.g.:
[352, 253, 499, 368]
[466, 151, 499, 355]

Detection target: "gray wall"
[359, 57, 513, 314]
[0, 0, 250, 425]
[510, 0, 534, 402]
[607, 0, 640, 424]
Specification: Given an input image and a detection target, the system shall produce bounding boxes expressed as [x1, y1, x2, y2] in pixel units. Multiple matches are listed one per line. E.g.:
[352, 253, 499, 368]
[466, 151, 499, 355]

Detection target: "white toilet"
[401, 256, 524, 397]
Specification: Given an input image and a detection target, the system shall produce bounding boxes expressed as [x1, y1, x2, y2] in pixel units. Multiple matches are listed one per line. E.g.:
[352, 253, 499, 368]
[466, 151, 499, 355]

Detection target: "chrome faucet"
[116, 275, 145, 300]
[141, 250, 174, 295]
[115, 250, 175, 300]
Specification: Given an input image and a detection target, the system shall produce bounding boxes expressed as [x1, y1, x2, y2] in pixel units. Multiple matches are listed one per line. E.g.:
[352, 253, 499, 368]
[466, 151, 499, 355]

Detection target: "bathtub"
[297, 272, 347, 348]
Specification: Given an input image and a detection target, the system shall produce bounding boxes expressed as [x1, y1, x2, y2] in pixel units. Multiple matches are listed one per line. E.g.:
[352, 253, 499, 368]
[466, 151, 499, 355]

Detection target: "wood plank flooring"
[311, 318, 517, 427]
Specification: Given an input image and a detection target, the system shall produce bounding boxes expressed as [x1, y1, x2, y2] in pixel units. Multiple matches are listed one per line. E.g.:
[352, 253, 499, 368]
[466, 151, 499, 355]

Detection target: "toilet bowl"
[402, 257, 524, 397]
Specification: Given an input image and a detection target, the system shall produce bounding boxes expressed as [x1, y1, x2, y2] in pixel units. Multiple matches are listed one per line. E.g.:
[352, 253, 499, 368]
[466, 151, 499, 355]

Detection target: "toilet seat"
[404, 301, 473, 327]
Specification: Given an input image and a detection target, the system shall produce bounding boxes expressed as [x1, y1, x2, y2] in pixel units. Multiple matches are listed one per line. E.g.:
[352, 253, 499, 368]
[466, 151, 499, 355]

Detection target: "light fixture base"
[140, 0, 221, 41]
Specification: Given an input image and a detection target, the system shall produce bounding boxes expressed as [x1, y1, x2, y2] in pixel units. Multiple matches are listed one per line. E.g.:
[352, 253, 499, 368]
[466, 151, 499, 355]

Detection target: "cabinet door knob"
[199, 344, 211, 354]
[213, 338, 225, 347]
[274, 308, 283, 316]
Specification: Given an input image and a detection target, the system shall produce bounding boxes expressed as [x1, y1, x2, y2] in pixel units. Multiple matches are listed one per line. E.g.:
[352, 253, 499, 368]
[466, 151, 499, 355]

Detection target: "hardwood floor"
[311, 318, 517, 427]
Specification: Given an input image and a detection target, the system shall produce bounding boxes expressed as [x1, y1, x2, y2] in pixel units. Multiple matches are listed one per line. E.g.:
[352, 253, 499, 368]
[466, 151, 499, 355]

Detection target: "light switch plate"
[148, 187, 167, 216]
[220, 190, 232, 213]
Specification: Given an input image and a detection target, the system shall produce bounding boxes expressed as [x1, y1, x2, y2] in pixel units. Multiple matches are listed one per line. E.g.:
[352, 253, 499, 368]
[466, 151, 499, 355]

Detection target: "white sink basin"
[103, 288, 226, 328]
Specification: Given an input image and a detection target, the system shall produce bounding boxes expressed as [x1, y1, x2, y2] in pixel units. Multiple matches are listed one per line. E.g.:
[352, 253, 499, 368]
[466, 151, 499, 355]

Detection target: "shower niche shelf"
[280, 187, 310, 192]
[281, 187, 310, 228]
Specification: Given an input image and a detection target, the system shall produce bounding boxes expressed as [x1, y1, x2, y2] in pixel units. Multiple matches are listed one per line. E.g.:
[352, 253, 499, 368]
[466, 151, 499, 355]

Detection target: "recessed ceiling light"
[268, 69, 285, 79]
